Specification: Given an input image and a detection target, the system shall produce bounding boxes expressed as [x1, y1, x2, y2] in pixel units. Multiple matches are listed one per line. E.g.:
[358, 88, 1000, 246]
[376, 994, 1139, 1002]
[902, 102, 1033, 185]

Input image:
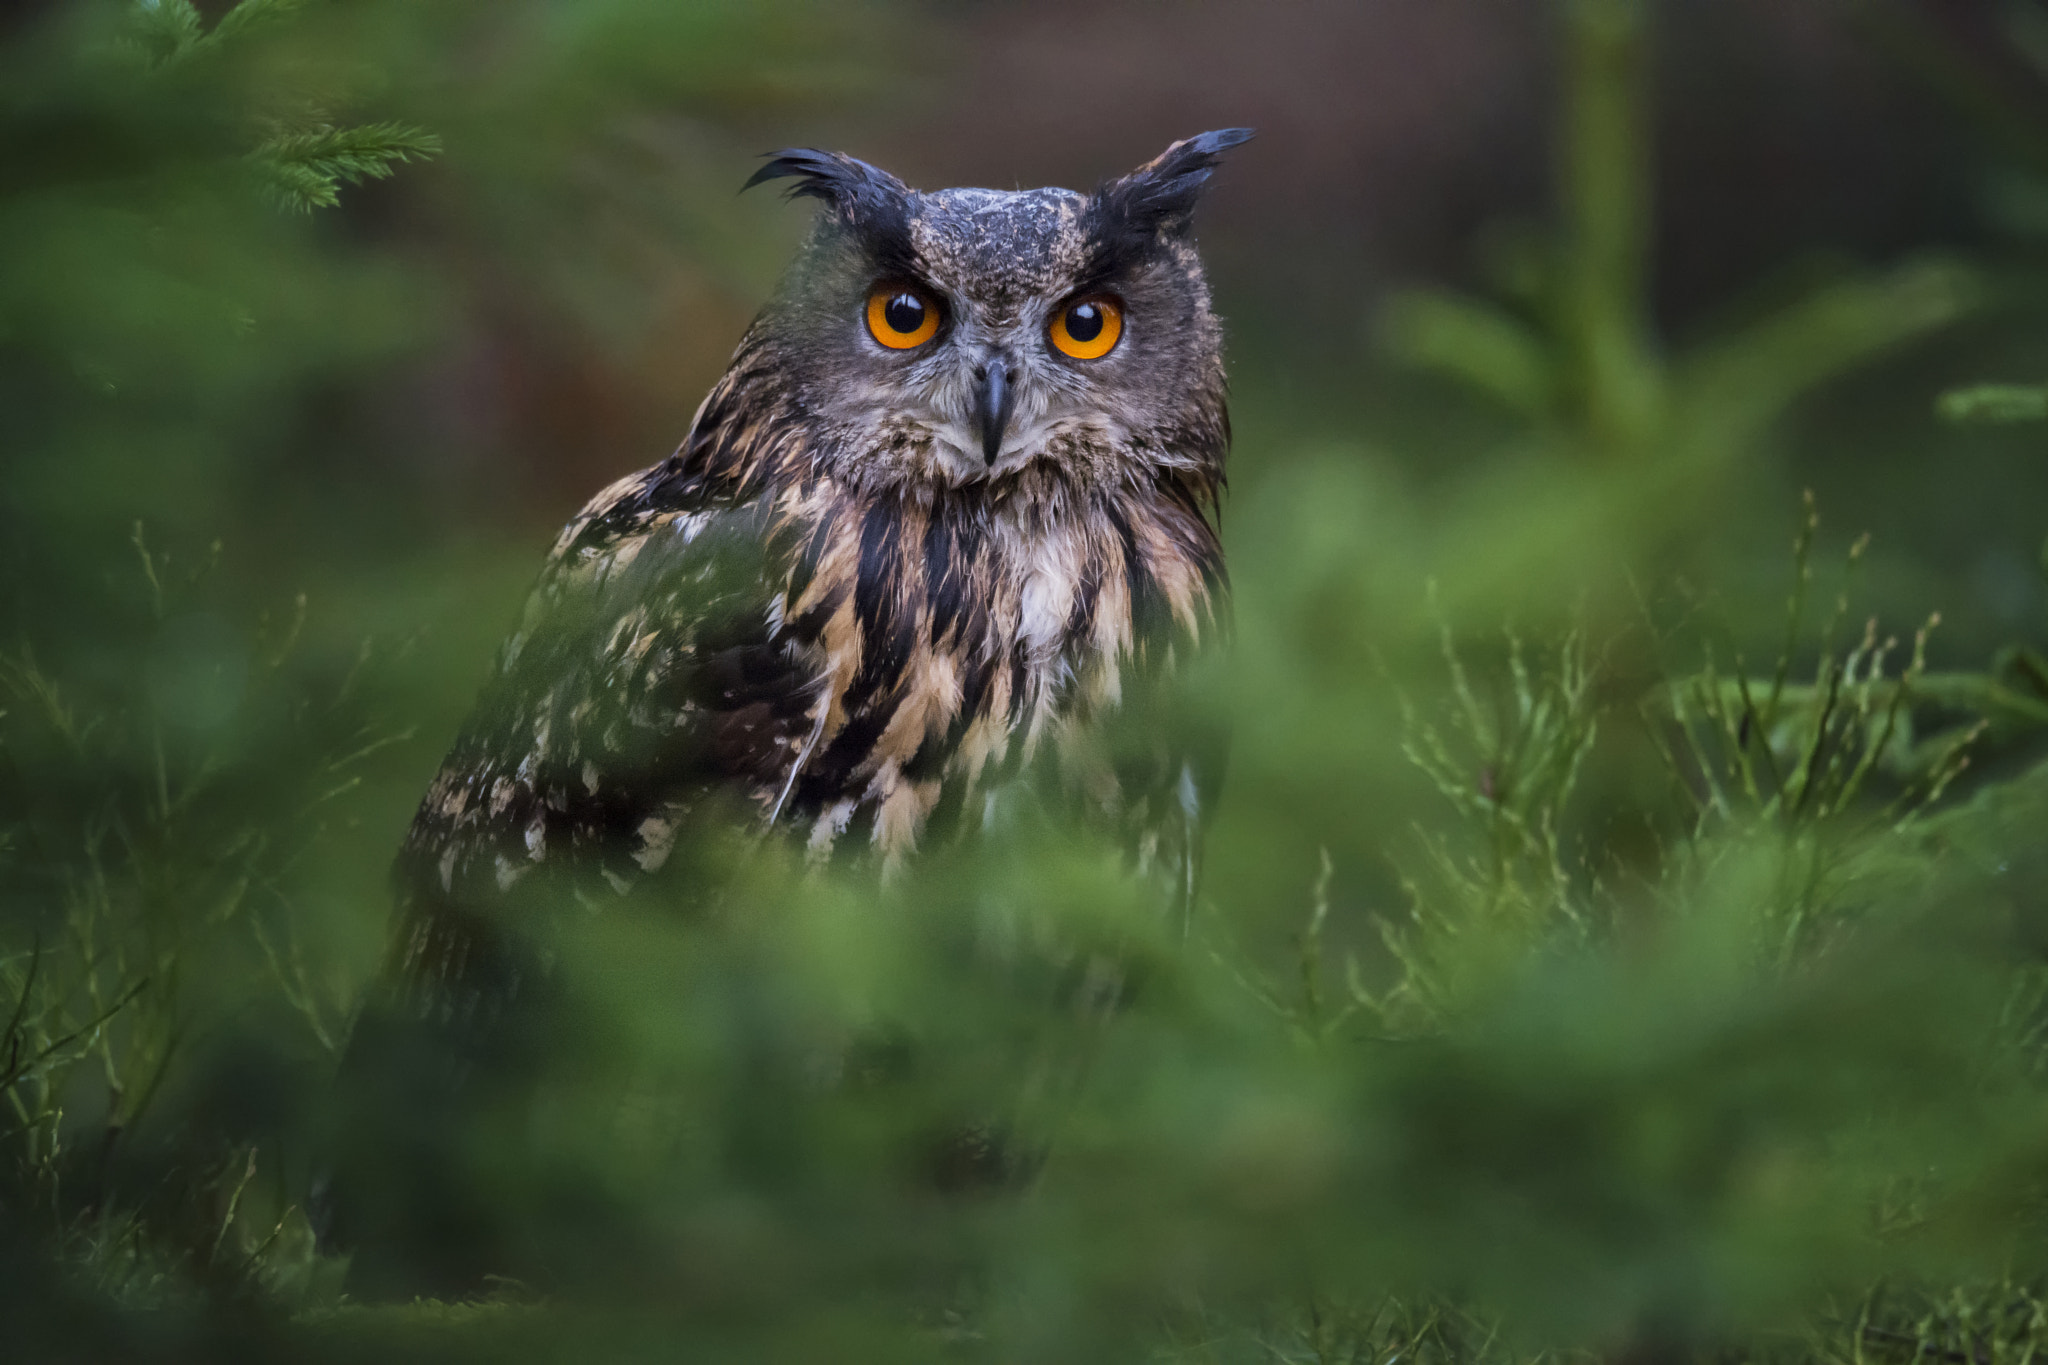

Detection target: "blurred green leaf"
[1938, 382, 2048, 424]
[1381, 291, 1559, 420]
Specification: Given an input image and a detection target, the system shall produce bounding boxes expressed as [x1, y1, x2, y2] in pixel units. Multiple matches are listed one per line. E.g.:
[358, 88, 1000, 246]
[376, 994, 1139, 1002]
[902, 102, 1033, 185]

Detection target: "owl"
[387, 128, 1247, 983]
[329, 130, 1249, 1294]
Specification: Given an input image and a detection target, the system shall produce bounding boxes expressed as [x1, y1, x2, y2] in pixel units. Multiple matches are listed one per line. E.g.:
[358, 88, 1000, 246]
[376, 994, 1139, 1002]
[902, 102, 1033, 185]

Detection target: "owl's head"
[743, 130, 1252, 495]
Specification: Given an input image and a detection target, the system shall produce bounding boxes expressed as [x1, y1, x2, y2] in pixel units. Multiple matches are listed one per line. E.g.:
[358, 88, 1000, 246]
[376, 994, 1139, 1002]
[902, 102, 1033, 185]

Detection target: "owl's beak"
[973, 360, 1017, 465]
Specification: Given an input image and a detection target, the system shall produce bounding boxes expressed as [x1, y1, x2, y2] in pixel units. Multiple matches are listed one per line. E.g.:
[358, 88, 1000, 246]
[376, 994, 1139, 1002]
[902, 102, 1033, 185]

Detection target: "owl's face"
[747, 132, 1250, 495]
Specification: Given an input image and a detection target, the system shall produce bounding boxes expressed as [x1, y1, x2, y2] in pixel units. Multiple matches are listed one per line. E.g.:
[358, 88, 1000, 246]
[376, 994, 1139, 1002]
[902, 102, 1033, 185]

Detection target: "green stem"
[1562, 0, 1663, 451]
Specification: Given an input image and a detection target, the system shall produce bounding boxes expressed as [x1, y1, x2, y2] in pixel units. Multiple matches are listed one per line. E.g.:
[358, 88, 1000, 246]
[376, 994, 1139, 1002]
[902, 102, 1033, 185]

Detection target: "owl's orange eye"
[865, 285, 940, 349]
[1048, 295, 1123, 360]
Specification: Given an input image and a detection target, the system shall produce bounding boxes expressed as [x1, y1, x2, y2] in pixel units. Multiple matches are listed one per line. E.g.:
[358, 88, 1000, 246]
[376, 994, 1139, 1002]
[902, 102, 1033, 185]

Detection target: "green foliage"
[89, 0, 443, 216]
[1939, 383, 2048, 424]
[7, 0, 2048, 1362]
[1647, 499, 1999, 840]
[1372, 624, 1600, 1031]
[253, 123, 443, 214]
[1382, 0, 1978, 468]
[0, 527, 390, 1303]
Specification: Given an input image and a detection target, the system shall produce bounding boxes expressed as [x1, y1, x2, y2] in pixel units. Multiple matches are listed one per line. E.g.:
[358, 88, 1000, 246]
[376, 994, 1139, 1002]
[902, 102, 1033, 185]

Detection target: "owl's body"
[333, 132, 1248, 1294]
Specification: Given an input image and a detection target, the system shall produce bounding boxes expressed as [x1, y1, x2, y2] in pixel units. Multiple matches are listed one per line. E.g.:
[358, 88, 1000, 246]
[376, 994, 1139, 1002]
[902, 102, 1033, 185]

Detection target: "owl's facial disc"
[836, 230, 1185, 487]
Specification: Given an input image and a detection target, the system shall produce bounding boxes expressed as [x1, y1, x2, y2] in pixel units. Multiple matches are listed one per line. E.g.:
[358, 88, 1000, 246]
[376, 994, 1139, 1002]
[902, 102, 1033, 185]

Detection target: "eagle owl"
[332, 130, 1248, 1294]
[388, 128, 1248, 989]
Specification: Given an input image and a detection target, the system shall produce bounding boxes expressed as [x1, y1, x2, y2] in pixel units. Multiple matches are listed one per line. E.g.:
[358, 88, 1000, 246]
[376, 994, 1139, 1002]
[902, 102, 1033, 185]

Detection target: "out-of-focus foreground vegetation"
[10, 0, 2048, 1360]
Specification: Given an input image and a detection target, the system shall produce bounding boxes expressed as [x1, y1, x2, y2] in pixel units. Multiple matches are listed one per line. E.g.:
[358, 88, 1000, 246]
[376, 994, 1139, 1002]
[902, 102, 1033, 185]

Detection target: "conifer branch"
[128, 0, 204, 64]
[251, 122, 442, 213]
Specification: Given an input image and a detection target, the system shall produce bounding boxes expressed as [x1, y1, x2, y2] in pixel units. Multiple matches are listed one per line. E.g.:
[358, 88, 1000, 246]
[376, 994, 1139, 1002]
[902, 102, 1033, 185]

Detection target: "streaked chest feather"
[771, 479, 1218, 861]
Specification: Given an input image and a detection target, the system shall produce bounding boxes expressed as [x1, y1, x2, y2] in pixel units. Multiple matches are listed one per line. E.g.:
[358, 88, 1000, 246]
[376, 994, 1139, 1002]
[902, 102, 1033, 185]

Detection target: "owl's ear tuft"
[745, 148, 916, 271]
[1088, 128, 1253, 245]
[745, 149, 910, 219]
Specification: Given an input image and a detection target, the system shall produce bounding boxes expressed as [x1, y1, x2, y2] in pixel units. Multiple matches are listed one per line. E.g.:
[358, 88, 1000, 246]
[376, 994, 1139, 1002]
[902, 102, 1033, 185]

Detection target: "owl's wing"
[401, 487, 804, 905]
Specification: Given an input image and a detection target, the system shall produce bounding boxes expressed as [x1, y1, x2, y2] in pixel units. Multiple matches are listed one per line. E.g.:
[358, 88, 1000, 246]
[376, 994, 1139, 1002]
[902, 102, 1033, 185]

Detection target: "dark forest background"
[11, 0, 2048, 1361]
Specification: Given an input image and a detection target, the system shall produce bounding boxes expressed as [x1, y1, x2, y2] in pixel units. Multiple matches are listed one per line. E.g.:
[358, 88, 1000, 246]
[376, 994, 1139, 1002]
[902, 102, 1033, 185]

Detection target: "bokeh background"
[11, 0, 2048, 1360]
